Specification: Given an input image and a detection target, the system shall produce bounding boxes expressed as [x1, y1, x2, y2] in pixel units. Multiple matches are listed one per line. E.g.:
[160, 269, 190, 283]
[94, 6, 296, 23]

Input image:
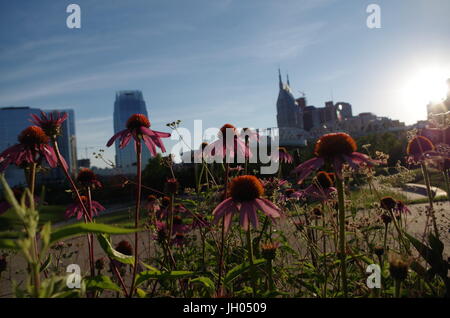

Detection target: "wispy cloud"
[78, 115, 113, 125]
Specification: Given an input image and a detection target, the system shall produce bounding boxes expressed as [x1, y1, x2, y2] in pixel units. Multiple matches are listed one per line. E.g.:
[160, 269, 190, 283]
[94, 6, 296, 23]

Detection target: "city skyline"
[1, 0, 450, 168]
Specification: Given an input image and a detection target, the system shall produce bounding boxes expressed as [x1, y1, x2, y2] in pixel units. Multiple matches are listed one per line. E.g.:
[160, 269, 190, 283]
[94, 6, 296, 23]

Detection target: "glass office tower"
[113, 91, 151, 174]
[0, 107, 42, 187]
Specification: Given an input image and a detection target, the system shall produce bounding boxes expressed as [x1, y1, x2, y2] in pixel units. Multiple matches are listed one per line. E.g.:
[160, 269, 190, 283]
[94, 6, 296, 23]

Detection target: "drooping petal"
[293, 157, 324, 183]
[119, 131, 133, 149]
[42, 145, 59, 168]
[64, 204, 77, 219]
[254, 198, 282, 219]
[141, 127, 170, 153]
[222, 209, 234, 233]
[333, 156, 344, 180]
[212, 198, 235, 220]
[247, 201, 259, 229]
[106, 129, 128, 147]
[142, 134, 158, 156]
[342, 154, 360, 171]
[236, 138, 252, 159]
[239, 201, 251, 231]
[0, 144, 24, 159]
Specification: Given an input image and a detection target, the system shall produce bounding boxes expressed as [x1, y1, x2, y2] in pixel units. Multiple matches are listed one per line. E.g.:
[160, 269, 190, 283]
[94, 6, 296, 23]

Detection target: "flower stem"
[335, 177, 348, 298]
[443, 170, 450, 202]
[129, 140, 142, 298]
[86, 187, 96, 279]
[246, 228, 257, 297]
[421, 163, 439, 239]
[167, 194, 175, 269]
[52, 140, 92, 222]
[322, 209, 328, 297]
[217, 163, 229, 295]
[394, 279, 401, 298]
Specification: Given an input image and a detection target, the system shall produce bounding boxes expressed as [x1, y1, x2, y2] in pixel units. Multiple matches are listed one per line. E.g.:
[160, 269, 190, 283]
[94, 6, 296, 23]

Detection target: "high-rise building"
[276, 70, 303, 129]
[0, 107, 42, 187]
[113, 90, 151, 174]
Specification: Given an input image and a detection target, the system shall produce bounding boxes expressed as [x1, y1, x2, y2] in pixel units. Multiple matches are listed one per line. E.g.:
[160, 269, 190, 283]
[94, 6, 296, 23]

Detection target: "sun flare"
[400, 66, 449, 115]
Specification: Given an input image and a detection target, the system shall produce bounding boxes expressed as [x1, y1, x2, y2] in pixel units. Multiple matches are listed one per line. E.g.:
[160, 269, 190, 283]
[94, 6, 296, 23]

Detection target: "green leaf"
[136, 288, 146, 298]
[0, 174, 24, 218]
[96, 234, 135, 265]
[0, 231, 23, 239]
[40, 254, 52, 272]
[189, 276, 215, 295]
[224, 259, 266, 287]
[0, 238, 19, 250]
[50, 223, 138, 246]
[428, 233, 444, 257]
[261, 289, 290, 298]
[41, 222, 51, 249]
[85, 275, 122, 293]
[404, 232, 434, 265]
[135, 270, 193, 287]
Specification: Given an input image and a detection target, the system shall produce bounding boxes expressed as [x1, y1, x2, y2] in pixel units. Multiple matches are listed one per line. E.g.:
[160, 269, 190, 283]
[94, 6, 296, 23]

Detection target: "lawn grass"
[0, 205, 66, 231]
[348, 186, 408, 209]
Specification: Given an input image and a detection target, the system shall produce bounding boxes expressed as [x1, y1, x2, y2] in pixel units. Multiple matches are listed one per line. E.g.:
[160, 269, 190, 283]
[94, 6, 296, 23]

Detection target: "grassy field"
[0, 205, 66, 231]
[0, 204, 143, 231]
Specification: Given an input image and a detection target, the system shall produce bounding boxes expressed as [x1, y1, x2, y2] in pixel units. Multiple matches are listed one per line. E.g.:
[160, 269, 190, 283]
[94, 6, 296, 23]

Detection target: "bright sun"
[400, 66, 449, 118]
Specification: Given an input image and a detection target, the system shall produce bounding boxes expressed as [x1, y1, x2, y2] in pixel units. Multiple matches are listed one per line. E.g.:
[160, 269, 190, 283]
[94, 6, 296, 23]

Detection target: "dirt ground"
[1, 201, 449, 297]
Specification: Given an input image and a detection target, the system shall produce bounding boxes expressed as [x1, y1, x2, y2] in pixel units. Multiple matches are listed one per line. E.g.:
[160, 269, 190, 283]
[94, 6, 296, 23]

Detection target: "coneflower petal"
[212, 198, 234, 218]
[106, 129, 127, 147]
[142, 135, 158, 156]
[254, 198, 282, 219]
[293, 157, 324, 183]
[239, 203, 249, 231]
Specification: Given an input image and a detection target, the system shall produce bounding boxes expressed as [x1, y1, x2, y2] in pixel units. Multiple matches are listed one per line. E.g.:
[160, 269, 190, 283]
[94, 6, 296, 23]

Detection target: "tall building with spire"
[276, 69, 303, 129]
[113, 90, 151, 174]
[275, 70, 307, 147]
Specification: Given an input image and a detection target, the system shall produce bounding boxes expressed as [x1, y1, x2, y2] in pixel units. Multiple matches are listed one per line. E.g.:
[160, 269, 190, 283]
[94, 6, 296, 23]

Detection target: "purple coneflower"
[30, 111, 68, 138]
[0, 126, 60, 172]
[156, 196, 171, 219]
[76, 168, 102, 189]
[406, 136, 441, 164]
[292, 132, 378, 182]
[239, 127, 259, 142]
[380, 196, 410, 219]
[206, 124, 252, 161]
[418, 126, 450, 148]
[274, 147, 294, 164]
[212, 175, 282, 232]
[298, 171, 336, 202]
[65, 196, 105, 220]
[146, 194, 160, 214]
[106, 114, 171, 156]
[173, 232, 186, 247]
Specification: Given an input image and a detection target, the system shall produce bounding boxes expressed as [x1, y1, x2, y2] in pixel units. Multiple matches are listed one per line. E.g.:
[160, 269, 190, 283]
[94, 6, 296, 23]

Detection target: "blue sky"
[1, 0, 450, 167]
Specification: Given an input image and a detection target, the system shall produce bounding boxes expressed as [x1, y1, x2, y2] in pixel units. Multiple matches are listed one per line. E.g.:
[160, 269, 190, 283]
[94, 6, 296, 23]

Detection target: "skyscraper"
[0, 106, 42, 187]
[276, 70, 303, 129]
[113, 90, 151, 174]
